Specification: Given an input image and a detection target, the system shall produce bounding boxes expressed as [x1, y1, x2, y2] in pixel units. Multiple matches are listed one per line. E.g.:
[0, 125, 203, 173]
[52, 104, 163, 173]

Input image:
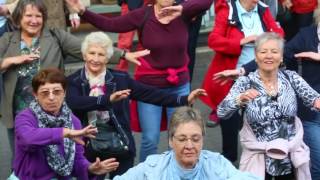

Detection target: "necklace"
[241, 12, 255, 30]
[260, 78, 278, 97]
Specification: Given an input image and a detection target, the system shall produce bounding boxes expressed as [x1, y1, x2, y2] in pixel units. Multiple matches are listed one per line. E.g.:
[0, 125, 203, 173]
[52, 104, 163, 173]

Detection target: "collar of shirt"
[236, 0, 258, 16]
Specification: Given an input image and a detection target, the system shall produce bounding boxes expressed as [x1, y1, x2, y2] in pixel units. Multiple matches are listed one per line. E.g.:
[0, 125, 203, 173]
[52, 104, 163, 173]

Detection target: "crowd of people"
[0, 0, 320, 179]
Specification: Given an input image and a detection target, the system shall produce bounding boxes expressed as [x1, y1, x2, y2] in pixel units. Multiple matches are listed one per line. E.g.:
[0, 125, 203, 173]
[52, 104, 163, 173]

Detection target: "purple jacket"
[13, 108, 93, 180]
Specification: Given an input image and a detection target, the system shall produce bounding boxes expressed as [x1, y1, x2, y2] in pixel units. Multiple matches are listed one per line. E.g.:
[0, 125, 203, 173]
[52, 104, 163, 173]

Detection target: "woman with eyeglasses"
[0, 0, 146, 157]
[111, 106, 259, 180]
[10, 68, 121, 179]
[217, 32, 320, 180]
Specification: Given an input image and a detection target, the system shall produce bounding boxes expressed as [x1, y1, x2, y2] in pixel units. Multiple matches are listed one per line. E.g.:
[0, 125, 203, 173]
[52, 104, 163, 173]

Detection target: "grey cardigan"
[0, 28, 121, 128]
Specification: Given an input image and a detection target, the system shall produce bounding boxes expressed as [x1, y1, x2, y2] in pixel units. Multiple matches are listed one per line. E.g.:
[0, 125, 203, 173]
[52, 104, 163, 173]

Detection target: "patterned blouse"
[218, 70, 320, 176]
[13, 38, 40, 116]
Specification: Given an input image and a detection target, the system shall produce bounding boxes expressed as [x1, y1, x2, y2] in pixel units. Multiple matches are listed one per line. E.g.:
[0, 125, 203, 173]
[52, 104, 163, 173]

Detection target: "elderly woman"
[66, 0, 212, 162]
[111, 106, 260, 180]
[217, 32, 320, 179]
[10, 68, 120, 179]
[66, 31, 206, 179]
[216, 8, 320, 178]
[201, 0, 284, 163]
[0, 0, 146, 154]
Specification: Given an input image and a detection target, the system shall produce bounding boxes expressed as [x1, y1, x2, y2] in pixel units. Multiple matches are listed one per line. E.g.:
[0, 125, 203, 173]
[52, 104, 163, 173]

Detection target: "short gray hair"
[168, 106, 205, 139]
[255, 32, 284, 53]
[81, 32, 114, 59]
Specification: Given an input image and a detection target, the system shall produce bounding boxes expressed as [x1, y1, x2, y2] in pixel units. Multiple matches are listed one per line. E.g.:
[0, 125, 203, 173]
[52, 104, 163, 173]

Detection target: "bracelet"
[69, 13, 80, 20]
[120, 50, 127, 59]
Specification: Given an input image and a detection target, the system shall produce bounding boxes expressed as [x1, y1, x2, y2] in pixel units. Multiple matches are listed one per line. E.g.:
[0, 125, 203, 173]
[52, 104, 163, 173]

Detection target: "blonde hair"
[81, 32, 114, 59]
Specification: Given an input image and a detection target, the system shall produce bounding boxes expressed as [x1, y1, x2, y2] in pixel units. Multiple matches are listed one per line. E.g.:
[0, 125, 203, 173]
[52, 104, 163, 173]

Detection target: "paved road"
[0, 48, 233, 179]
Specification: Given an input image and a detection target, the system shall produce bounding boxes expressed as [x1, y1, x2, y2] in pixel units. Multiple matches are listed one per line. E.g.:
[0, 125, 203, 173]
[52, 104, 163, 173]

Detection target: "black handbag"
[85, 110, 130, 161]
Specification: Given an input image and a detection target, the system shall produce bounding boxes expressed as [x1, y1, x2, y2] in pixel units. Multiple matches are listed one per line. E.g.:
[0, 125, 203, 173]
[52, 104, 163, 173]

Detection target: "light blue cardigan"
[114, 150, 262, 180]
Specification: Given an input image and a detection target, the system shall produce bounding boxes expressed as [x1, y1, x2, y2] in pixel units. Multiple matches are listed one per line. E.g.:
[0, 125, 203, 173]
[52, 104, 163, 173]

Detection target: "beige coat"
[6, 0, 91, 29]
[239, 116, 311, 180]
[0, 28, 121, 128]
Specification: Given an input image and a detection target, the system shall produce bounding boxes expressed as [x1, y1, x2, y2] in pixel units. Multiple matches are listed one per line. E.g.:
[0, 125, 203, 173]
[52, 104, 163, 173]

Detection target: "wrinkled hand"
[313, 98, 320, 110]
[124, 49, 150, 66]
[70, 17, 80, 29]
[88, 158, 120, 175]
[240, 35, 257, 45]
[213, 69, 241, 85]
[158, 5, 183, 24]
[187, 89, 207, 105]
[110, 89, 131, 103]
[0, 5, 9, 16]
[294, 52, 320, 61]
[238, 89, 259, 105]
[65, 0, 85, 14]
[64, 125, 98, 145]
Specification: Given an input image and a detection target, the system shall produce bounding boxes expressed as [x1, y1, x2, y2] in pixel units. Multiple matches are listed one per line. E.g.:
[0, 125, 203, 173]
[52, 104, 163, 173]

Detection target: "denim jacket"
[114, 150, 261, 180]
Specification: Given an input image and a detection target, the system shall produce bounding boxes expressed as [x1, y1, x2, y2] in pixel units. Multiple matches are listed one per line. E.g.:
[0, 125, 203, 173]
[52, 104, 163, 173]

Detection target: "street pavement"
[0, 47, 235, 179]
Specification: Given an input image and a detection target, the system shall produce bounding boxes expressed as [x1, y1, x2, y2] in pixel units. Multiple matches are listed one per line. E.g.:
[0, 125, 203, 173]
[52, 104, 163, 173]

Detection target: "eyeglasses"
[38, 89, 64, 98]
[172, 135, 203, 145]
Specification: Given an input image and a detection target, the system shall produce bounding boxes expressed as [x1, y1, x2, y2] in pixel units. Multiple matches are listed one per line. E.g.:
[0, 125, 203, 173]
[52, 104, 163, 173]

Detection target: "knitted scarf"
[30, 100, 75, 176]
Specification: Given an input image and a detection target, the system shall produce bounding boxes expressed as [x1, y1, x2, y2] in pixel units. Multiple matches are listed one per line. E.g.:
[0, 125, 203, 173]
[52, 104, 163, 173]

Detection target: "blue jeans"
[303, 113, 320, 180]
[137, 82, 190, 162]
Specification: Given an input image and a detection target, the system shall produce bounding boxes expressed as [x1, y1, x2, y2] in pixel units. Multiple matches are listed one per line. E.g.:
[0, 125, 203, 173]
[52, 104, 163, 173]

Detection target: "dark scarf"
[30, 100, 75, 176]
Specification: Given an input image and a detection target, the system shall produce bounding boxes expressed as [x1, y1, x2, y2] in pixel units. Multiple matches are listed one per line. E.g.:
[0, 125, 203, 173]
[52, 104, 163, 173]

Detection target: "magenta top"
[81, 0, 212, 87]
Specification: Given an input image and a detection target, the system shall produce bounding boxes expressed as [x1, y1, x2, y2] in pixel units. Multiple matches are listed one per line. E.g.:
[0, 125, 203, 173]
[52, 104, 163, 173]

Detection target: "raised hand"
[63, 124, 98, 145]
[70, 14, 81, 29]
[88, 157, 120, 175]
[213, 69, 242, 85]
[282, 0, 293, 10]
[187, 89, 207, 105]
[110, 89, 131, 103]
[124, 49, 150, 66]
[158, 5, 183, 24]
[294, 52, 320, 61]
[65, 0, 85, 14]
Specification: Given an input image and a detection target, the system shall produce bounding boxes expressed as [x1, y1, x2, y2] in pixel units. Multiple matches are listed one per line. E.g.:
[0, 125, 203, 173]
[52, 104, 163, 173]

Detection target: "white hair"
[81, 32, 114, 59]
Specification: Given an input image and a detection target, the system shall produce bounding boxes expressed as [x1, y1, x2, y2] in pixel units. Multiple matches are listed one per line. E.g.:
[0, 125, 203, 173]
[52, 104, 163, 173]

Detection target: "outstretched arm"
[65, 0, 144, 33]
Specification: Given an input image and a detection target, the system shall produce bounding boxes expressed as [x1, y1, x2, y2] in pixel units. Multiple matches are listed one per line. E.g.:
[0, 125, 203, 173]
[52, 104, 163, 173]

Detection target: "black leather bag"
[85, 111, 130, 160]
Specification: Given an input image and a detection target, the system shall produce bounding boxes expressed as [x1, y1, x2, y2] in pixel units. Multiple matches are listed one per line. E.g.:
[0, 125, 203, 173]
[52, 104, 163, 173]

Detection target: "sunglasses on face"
[38, 89, 64, 98]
